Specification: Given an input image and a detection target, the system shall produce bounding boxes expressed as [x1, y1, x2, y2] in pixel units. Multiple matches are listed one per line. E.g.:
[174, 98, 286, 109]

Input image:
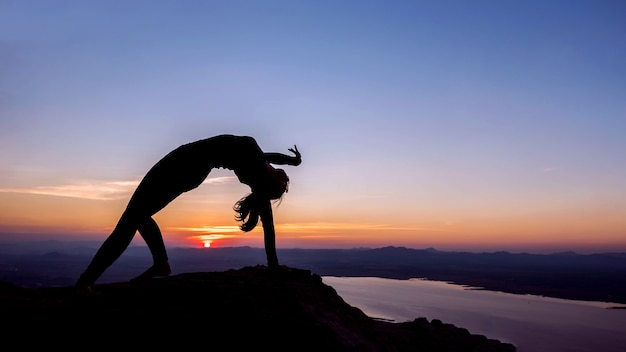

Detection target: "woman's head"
[233, 164, 290, 232]
[253, 161, 289, 200]
[267, 167, 289, 200]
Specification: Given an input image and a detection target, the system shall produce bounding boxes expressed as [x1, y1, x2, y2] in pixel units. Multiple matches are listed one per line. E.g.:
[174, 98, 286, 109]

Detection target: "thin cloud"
[276, 223, 448, 233]
[0, 180, 139, 200]
[172, 223, 447, 236]
[0, 176, 237, 200]
[175, 225, 241, 233]
[191, 234, 237, 241]
[201, 176, 237, 184]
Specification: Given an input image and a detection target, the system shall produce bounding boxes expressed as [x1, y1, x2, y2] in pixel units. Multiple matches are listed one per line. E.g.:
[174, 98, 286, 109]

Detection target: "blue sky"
[1, 1, 625, 252]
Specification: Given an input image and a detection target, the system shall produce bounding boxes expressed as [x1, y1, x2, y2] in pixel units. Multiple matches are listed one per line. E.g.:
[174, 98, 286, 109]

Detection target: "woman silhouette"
[76, 134, 301, 291]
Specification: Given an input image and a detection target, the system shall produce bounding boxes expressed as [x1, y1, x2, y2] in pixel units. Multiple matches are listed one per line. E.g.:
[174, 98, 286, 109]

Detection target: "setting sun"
[184, 229, 241, 248]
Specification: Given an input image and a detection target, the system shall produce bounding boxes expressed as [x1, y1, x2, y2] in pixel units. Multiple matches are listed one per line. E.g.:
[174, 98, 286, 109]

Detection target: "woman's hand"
[288, 145, 301, 165]
[264, 145, 302, 166]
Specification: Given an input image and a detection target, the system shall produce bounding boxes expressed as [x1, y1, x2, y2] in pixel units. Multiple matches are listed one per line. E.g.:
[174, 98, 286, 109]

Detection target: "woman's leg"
[76, 148, 211, 287]
[76, 212, 139, 286]
[131, 217, 172, 281]
[138, 217, 168, 264]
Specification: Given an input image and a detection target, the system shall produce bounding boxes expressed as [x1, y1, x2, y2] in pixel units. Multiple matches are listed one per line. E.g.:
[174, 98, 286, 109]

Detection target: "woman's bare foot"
[131, 261, 172, 282]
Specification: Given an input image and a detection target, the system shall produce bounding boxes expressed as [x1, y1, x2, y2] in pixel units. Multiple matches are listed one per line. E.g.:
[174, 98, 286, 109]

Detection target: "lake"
[322, 276, 626, 352]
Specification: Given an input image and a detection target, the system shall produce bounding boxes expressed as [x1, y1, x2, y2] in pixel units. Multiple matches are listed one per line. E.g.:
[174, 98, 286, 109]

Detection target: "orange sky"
[1, 179, 624, 254]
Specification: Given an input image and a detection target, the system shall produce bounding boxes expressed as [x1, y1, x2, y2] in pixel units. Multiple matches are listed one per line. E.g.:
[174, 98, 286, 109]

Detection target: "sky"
[1, 0, 625, 253]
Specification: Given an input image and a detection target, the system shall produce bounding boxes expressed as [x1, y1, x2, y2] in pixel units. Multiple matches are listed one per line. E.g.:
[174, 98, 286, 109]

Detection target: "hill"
[0, 242, 626, 303]
[1, 265, 515, 351]
[3, 242, 624, 303]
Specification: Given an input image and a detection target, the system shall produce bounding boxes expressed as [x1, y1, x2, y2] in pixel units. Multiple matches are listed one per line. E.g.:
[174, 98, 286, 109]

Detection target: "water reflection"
[323, 276, 626, 352]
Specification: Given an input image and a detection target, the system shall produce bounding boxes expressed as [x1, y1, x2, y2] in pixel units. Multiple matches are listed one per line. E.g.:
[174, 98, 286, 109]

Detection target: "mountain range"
[2, 241, 625, 304]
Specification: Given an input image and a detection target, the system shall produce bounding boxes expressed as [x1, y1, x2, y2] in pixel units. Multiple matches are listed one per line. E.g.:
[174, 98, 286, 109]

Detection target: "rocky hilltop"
[2, 266, 515, 351]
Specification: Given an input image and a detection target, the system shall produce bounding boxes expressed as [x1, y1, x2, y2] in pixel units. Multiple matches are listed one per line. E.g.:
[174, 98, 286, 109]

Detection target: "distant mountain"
[1, 244, 625, 303]
[276, 246, 626, 304]
[1, 266, 515, 351]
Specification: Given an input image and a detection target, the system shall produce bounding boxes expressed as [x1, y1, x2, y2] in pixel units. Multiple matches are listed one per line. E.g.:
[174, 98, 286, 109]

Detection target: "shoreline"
[323, 276, 626, 352]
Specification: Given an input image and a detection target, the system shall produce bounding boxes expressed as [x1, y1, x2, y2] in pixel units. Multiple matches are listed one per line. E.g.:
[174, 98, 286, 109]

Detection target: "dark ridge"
[2, 245, 625, 303]
[1, 266, 515, 351]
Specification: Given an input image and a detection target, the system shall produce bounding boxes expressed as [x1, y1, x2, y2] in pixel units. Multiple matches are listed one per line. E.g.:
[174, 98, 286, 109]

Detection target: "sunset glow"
[179, 227, 241, 248]
[1, 2, 625, 254]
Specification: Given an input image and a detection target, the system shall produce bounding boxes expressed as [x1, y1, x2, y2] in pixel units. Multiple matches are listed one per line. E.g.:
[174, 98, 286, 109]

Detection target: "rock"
[1, 265, 515, 351]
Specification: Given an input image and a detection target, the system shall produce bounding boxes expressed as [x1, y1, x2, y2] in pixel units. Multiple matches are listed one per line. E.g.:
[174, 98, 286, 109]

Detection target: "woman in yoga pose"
[76, 134, 301, 291]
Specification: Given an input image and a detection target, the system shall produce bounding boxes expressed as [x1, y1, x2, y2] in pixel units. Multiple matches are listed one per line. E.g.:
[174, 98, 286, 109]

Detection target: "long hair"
[233, 193, 261, 232]
[233, 192, 286, 232]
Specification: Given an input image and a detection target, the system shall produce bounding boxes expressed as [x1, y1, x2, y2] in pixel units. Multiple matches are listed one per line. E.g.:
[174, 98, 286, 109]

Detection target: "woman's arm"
[264, 145, 301, 166]
[258, 199, 279, 267]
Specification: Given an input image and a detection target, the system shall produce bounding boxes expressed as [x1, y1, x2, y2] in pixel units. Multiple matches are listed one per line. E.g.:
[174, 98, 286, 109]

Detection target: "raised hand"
[288, 145, 301, 165]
